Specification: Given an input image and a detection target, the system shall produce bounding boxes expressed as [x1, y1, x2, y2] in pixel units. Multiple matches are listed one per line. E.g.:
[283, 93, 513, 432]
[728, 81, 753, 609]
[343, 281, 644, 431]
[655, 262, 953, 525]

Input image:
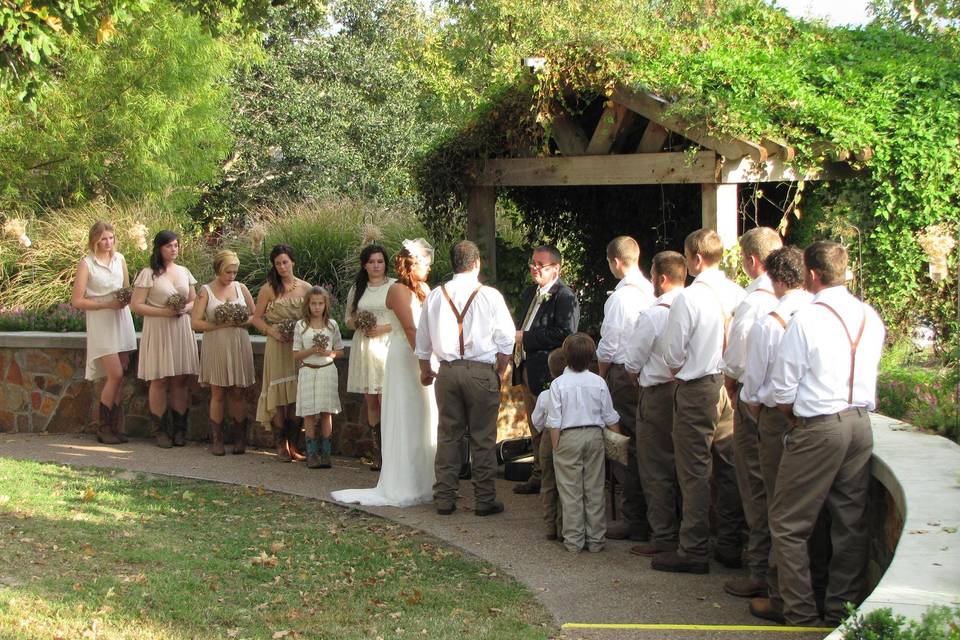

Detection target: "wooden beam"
[720, 156, 864, 183]
[702, 183, 739, 249]
[636, 120, 669, 153]
[548, 115, 589, 156]
[585, 103, 634, 155]
[761, 136, 795, 162]
[466, 186, 497, 282]
[612, 85, 768, 162]
[476, 151, 717, 187]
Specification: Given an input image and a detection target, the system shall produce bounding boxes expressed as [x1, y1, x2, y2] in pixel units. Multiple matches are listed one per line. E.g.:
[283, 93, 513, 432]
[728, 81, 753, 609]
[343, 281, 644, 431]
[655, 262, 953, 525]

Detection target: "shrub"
[840, 604, 960, 640]
[0, 304, 86, 332]
[0, 201, 213, 312]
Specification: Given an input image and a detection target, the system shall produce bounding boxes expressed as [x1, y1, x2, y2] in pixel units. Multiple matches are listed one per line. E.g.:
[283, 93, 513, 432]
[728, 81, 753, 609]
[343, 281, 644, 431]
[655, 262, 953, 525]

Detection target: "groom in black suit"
[512, 245, 579, 495]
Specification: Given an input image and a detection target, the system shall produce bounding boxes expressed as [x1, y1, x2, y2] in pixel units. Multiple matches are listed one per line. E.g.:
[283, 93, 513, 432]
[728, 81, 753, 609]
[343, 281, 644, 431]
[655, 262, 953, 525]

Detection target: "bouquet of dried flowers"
[354, 310, 377, 332]
[917, 224, 957, 283]
[312, 333, 330, 352]
[113, 287, 133, 306]
[214, 302, 250, 325]
[274, 319, 297, 341]
[165, 293, 186, 313]
[603, 428, 630, 466]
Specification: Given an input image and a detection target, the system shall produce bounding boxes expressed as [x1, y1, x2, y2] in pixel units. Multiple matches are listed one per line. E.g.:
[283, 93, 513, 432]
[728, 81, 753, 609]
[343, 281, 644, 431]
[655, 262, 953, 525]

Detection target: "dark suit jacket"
[512, 279, 579, 395]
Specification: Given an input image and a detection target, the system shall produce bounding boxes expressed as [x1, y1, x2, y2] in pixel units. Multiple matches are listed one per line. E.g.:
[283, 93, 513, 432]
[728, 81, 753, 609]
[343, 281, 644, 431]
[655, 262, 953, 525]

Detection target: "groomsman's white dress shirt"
[661, 269, 745, 381]
[625, 288, 681, 387]
[771, 286, 884, 417]
[597, 269, 655, 365]
[720, 273, 778, 381]
[739, 289, 812, 407]
[415, 272, 516, 364]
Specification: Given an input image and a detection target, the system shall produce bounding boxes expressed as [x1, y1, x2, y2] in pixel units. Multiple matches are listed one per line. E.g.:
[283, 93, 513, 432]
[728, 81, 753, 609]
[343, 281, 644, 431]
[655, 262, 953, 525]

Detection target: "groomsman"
[769, 241, 884, 627]
[511, 245, 579, 495]
[655, 229, 746, 574]
[416, 240, 516, 516]
[719, 227, 782, 598]
[624, 250, 686, 556]
[736, 246, 812, 623]
[597, 236, 655, 540]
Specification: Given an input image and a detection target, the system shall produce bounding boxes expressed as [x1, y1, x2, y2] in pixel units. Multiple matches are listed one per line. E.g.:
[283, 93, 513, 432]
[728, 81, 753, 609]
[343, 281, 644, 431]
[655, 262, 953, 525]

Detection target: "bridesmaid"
[251, 244, 312, 462]
[71, 221, 137, 444]
[191, 250, 256, 456]
[344, 244, 394, 470]
[130, 230, 200, 448]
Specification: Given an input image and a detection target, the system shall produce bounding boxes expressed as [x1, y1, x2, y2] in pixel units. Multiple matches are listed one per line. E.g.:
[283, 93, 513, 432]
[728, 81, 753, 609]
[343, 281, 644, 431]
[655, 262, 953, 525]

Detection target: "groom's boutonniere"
[539, 291, 552, 303]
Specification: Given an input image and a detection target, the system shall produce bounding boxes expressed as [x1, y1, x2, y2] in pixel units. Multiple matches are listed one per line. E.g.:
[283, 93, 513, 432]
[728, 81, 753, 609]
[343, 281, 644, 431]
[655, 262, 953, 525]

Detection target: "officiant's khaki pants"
[433, 360, 501, 510]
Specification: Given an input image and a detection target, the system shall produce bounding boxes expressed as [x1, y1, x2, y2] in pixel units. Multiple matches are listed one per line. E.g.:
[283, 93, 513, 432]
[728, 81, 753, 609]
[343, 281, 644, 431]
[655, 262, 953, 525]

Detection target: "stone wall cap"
[0, 331, 352, 354]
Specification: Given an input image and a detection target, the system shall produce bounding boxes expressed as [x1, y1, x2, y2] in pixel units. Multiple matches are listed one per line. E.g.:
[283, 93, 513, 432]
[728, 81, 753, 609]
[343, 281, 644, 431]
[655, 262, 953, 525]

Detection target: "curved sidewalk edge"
[826, 414, 960, 639]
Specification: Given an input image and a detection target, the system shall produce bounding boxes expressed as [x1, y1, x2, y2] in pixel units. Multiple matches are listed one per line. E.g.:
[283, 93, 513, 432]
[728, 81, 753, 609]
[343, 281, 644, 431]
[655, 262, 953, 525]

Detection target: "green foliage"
[198, 0, 444, 229]
[416, 0, 960, 352]
[0, 2, 238, 213]
[877, 339, 959, 442]
[840, 604, 960, 639]
[0, 304, 86, 332]
[0, 200, 212, 311]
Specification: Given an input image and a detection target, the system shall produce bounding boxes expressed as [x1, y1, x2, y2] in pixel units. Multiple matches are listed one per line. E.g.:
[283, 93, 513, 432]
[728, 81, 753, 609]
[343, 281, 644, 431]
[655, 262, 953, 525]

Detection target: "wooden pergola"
[465, 84, 866, 280]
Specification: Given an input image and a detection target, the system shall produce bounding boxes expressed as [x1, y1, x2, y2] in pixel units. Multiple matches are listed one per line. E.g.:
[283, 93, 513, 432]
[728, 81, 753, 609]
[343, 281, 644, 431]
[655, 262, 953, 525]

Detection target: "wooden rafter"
[585, 102, 635, 155]
[636, 121, 669, 153]
[476, 150, 716, 186]
[549, 115, 589, 156]
[612, 85, 768, 162]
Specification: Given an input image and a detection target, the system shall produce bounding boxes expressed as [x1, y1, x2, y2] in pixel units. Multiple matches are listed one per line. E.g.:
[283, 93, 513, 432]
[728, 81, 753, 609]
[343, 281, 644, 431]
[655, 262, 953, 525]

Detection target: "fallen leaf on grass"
[81, 544, 95, 557]
[181, 491, 195, 501]
[270, 541, 285, 553]
[250, 551, 279, 567]
[488, 607, 502, 615]
[405, 589, 422, 606]
[82, 487, 95, 502]
[227, 629, 241, 638]
[272, 631, 291, 639]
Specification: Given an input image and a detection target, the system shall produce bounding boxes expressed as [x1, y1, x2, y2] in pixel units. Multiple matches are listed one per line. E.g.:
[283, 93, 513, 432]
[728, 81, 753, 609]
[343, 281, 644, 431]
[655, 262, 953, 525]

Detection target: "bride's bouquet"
[354, 310, 377, 332]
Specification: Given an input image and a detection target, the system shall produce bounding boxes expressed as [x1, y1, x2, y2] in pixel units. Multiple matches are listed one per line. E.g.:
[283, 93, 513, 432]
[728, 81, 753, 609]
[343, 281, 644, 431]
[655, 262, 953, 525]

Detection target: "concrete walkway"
[0, 433, 830, 640]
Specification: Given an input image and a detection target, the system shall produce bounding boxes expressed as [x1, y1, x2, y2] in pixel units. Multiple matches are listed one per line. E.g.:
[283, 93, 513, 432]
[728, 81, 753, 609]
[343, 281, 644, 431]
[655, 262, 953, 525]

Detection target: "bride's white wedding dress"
[332, 294, 438, 507]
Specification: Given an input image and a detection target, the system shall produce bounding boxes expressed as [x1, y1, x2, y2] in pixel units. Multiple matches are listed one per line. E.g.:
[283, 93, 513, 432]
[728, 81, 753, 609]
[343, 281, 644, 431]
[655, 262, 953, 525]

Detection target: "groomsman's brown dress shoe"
[749, 597, 785, 624]
[724, 577, 767, 598]
[651, 550, 709, 574]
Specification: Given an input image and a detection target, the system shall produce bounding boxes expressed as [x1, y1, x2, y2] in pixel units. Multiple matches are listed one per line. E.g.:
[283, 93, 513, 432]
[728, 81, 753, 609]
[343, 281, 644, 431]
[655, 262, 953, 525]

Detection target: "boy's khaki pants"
[553, 427, 606, 552]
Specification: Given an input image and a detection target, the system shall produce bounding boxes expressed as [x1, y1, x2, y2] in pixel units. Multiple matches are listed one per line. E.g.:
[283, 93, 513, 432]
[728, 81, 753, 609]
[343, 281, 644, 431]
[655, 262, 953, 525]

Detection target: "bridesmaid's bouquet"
[214, 302, 250, 325]
[312, 333, 330, 352]
[354, 310, 377, 332]
[274, 319, 297, 341]
[165, 293, 186, 313]
[113, 287, 133, 306]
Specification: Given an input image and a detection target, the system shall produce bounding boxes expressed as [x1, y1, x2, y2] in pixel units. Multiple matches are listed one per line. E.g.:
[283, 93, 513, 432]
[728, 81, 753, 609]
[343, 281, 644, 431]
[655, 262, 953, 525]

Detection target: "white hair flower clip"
[402, 238, 434, 265]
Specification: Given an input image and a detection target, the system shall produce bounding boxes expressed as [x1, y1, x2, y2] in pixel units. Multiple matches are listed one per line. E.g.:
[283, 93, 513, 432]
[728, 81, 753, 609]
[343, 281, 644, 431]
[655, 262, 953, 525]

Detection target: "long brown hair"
[301, 286, 333, 330]
[395, 248, 427, 302]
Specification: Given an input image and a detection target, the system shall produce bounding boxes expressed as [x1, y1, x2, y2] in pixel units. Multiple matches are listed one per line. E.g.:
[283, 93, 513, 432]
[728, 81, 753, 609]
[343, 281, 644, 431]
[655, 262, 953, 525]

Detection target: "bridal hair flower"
[402, 238, 434, 264]
[3, 218, 31, 247]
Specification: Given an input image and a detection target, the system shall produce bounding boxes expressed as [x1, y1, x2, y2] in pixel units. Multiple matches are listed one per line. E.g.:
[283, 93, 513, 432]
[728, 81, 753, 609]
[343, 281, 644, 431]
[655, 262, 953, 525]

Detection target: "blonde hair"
[606, 236, 640, 266]
[684, 229, 724, 265]
[739, 227, 782, 263]
[213, 249, 240, 275]
[87, 221, 116, 255]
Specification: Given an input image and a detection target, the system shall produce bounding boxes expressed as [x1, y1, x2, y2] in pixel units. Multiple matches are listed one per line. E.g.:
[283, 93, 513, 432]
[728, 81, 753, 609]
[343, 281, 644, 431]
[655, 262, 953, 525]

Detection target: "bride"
[332, 239, 438, 507]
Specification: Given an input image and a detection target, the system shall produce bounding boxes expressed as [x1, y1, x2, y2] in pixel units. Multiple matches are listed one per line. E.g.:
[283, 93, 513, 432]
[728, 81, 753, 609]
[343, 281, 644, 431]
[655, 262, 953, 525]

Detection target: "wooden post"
[467, 186, 497, 282]
[701, 183, 738, 249]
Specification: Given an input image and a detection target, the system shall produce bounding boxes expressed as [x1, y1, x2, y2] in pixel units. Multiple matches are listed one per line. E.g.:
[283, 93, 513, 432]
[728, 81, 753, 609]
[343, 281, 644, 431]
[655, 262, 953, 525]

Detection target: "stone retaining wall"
[0, 332, 529, 454]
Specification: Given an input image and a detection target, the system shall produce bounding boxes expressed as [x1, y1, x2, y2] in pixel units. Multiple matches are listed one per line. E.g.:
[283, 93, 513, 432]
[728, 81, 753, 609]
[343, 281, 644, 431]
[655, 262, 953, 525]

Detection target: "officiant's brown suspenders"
[440, 284, 482, 358]
[814, 302, 867, 404]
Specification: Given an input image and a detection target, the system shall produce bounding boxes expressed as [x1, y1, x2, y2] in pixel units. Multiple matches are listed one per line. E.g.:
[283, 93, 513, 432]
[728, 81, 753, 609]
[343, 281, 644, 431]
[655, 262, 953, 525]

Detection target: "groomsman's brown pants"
[605, 363, 649, 536]
[636, 380, 679, 551]
[770, 408, 871, 626]
[734, 395, 770, 581]
[433, 360, 501, 511]
[673, 373, 743, 563]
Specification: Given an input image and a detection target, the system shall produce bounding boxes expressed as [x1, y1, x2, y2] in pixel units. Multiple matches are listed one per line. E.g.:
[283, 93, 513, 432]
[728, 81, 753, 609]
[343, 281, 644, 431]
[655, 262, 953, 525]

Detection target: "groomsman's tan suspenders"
[440, 284, 483, 358]
[813, 302, 866, 404]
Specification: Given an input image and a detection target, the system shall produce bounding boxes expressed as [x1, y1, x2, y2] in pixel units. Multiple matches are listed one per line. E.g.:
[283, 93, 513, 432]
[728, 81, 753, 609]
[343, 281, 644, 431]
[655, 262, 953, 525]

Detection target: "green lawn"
[0, 459, 552, 639]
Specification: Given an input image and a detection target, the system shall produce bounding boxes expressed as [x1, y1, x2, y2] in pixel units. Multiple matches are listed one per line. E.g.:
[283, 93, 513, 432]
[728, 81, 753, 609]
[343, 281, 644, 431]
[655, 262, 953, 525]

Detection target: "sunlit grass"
[0, 459, 552, 640]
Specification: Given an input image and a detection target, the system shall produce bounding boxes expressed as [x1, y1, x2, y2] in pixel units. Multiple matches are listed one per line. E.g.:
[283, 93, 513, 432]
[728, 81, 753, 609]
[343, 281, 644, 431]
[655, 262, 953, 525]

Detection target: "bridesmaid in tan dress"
[70, 221, 137, 444]
[130, 230, 200, 448]
[191, 249, 256, 456]
[345, 244, 394, 470]
[251, 244, 312, 462]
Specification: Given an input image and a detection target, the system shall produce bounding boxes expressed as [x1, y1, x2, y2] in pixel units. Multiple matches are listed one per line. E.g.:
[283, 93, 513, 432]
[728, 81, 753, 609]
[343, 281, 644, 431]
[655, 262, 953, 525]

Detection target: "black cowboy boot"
[274, 425, 291, 462]
[110, 403, 128, 443]
[96, 403, 121, 445]
[209, 419, 225, 456]
[171, 409, 188, 447]
[286, 418, 305, 461]
[152, 411, 172, 448]
[231, 417, 248, 455]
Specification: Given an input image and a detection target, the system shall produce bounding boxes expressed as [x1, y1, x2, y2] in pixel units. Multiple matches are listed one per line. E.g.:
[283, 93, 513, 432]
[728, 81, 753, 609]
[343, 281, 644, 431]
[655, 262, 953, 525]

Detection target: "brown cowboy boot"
[110, 403, 129, 443]
[209, 419, 225, 456]
[171, 409, 188, 446]
[231, 417, 247, 455]
[274, 426, 291, 462]
[96, 403, 122, 445]
[152, 411, 173, 448]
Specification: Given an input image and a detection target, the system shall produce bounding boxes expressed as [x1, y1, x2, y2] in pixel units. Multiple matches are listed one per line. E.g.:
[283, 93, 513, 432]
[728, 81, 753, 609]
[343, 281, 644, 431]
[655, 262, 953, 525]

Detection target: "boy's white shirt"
[545, 368, 620, 429]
